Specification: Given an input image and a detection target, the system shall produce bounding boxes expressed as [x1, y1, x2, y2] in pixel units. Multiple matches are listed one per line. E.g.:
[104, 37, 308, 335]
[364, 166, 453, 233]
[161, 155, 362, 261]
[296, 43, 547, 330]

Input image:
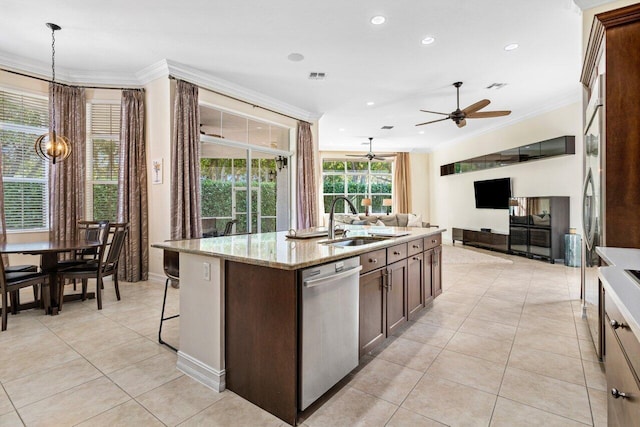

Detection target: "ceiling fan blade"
[456, 119, 467, 128]
[419, 109, 450, 116]
[374, 154, 396, 159]
[346, 154, 366, 158]
[466, 110, 511, 119]
[415, 117, 450, 126]
[462, 99, 490, 115]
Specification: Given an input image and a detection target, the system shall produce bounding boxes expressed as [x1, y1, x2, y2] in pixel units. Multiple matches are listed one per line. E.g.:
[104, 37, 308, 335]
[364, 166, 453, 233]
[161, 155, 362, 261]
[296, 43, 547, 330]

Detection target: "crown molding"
[161, 59, 322, 122]
[573, 0, 618, 10]
[0, 52, 323, 121]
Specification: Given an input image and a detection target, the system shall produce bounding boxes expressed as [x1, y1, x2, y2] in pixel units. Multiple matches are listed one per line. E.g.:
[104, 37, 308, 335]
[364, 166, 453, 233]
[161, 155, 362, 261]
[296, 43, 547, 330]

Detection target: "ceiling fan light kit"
[346, 137, 396, 161]
[416, 81, 511, 128]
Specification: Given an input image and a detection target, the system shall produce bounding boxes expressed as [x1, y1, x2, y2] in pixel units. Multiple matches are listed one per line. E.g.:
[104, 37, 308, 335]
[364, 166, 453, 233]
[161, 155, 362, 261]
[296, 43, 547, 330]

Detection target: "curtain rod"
[168, 75, 311, 125]
[0, 67, 144, 91]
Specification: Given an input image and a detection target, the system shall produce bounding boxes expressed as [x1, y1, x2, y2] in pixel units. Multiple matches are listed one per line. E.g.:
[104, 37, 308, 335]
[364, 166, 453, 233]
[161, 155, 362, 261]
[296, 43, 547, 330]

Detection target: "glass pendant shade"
[35, 130, 71, 164]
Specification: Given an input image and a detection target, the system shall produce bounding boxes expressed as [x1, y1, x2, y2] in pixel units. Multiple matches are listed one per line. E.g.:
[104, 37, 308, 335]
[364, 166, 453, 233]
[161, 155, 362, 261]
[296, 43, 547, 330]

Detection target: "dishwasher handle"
[303, 265, 363, 288]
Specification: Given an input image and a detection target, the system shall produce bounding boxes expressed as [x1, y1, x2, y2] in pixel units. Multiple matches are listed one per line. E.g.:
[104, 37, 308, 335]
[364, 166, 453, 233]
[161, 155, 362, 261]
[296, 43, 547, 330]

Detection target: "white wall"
[429, 102, 583, 242]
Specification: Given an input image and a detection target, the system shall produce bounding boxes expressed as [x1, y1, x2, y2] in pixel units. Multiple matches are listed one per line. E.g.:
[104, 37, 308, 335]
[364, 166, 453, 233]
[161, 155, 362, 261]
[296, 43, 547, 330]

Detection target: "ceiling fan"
[416, 82, 511, 128]
[347, 137, 396, 161]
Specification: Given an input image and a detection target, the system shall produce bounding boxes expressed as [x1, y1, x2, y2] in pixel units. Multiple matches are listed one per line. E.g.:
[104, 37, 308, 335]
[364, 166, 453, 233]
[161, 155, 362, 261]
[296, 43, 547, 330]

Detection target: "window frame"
[85, 101, 121, 222]
[322, 159, 393, 214]
[0, 87, 50, 232]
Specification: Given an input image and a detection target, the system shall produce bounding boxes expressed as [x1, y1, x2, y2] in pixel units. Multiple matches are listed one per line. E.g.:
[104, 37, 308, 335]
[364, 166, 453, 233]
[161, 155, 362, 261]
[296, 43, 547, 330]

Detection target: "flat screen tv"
[474, 178, 511, 209]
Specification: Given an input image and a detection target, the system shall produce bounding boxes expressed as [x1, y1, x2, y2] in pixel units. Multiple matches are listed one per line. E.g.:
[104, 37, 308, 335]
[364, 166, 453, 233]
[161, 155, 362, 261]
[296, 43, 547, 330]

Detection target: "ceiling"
[0, 1, 608, 153]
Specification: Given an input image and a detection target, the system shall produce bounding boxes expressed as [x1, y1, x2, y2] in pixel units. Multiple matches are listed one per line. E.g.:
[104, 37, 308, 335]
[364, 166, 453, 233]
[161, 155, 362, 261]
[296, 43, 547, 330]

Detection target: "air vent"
[486, 83, 507, 90]
[381, 125, 394, 130]
[308, 72, 326, 80]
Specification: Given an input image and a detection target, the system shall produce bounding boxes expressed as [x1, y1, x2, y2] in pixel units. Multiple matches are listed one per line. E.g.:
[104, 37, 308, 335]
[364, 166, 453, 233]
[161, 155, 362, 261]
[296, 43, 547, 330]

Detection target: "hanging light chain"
[50, 24, 57, 133]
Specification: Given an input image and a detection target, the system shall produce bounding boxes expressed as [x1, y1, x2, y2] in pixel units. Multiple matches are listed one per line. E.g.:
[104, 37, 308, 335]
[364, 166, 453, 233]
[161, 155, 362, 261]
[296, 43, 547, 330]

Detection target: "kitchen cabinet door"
[359, 268, 386, 357]
[407, 253, 424, 320]
[423, 249, 434, 304]
[430, 247, 442, 298]
[386, 259, 408, 336]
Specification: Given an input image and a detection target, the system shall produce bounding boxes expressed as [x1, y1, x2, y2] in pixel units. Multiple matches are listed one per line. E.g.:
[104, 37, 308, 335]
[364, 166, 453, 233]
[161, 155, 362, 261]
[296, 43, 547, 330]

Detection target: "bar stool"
[159, 249, 179, 352]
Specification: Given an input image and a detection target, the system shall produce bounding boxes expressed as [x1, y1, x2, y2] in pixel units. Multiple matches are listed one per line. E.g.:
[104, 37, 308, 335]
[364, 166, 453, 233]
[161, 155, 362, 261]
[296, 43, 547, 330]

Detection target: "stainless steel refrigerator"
[582, 74, 604, 359]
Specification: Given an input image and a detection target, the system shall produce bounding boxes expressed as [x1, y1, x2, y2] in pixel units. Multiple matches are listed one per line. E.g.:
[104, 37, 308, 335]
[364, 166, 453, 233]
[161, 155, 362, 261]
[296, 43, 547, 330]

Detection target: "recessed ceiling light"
[419, 131, 425, 135]
[367, 101, 375, 106]
[504, 43, 519, 51]
[339, 128, 345, 132]
[370, 15, 386, 25]
[287, 53, 304, 62]
[421, 36, 435, 45]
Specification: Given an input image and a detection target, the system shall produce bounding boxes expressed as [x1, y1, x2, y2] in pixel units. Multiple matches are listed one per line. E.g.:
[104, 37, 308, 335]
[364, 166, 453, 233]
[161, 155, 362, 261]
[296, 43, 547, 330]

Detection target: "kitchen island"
[152, 226, 444, 425]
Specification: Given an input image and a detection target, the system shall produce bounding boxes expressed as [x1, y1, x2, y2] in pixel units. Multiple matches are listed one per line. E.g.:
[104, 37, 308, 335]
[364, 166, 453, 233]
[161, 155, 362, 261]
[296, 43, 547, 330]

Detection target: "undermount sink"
[322, 236, 390, 247]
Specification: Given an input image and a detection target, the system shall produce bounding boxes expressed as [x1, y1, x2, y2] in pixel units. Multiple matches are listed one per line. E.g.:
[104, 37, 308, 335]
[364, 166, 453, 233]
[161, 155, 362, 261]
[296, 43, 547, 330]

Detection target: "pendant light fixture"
[34, 22, 71, 164]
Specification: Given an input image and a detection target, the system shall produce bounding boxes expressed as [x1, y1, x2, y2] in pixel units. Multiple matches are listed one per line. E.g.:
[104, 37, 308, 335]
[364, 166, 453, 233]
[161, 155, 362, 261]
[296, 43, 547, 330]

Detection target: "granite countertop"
[152, 227, 445, 270]
[596, 247, 640, 343]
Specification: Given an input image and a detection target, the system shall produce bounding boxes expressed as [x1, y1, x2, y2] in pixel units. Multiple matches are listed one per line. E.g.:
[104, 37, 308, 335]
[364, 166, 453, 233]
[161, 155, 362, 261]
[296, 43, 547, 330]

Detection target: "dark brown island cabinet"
[225, 232, 443, 425]
[358, 233, 442, 357]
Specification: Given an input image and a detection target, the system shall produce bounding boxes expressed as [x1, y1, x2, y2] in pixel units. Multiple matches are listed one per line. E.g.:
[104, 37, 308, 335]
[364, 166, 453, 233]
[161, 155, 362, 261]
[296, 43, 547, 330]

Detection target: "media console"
[452, 228, 509, 253]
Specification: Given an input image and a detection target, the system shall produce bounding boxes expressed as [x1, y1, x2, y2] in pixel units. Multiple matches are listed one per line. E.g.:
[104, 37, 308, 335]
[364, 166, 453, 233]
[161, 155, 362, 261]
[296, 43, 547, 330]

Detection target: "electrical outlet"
[203, 262, 211, 281]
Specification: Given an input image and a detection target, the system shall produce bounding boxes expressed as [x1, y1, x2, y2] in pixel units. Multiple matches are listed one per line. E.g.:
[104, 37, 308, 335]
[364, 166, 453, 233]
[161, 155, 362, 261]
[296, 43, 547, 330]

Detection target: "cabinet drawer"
[360, 249, 387, 274]
[407, 239, 424, 256]
[387, 243, 408, 264]
[605, 322, 640, 427]
[424, 234, 441, 250]
[605, 292, 640, 378]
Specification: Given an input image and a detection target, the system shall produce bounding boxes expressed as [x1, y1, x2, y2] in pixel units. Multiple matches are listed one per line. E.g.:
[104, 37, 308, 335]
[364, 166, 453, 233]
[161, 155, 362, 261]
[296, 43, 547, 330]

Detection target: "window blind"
[0, 90, 49, 230]
[86, 103, 120, 221]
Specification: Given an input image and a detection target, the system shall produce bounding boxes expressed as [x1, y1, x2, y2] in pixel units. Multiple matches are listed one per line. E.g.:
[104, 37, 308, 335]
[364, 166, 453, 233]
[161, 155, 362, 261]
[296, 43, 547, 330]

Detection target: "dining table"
[0, 239, 101, 315]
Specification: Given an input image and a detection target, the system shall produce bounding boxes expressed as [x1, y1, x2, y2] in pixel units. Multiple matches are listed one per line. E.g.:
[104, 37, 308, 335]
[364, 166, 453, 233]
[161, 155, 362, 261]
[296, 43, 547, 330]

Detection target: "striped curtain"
[170, 80, 202, 239]
[49, 83, 86, 242]
[117, 89, 148, 281]
[296, 121, 318, 229]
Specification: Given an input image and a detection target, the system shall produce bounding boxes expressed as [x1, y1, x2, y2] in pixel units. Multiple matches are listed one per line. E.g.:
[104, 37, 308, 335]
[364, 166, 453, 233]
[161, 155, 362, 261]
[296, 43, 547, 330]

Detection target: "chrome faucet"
[328, 196, 358, 240]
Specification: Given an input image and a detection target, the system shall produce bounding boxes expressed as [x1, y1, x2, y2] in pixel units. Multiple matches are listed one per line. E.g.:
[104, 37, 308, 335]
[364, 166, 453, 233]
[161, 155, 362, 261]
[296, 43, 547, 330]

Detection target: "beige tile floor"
[0, 245, 605, 426]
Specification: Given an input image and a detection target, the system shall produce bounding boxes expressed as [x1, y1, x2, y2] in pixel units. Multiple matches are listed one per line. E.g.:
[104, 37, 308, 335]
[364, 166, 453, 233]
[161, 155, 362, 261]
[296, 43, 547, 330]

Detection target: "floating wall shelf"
[440, 136, 575, 176]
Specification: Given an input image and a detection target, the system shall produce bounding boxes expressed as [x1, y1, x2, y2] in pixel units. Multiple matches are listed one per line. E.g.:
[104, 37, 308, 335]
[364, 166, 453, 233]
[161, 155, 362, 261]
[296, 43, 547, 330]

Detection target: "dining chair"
[1, 257, 49, 331]
[57, 220, 110, 269]
[3, 264, 38, 313]
[58, 223, 129, 310]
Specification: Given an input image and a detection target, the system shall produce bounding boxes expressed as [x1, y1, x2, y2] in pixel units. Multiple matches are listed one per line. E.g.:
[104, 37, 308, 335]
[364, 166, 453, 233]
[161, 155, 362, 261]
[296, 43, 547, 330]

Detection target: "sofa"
[324, 213, 435, 228]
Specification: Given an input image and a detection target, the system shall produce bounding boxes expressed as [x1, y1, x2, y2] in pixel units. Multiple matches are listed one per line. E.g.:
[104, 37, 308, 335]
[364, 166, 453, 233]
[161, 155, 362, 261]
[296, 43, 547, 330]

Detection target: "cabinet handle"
[412, 244, 420, 249]
[431, 239, 437, 243]
[610, 319, 624, 330]
[393, 251, 401, 255]
[369, 258, 378, 264]
[413, 257, 419, 261]
[381, 270, 389, 290]
[611, 388, 628, 399]
[388, 269, 393, 291]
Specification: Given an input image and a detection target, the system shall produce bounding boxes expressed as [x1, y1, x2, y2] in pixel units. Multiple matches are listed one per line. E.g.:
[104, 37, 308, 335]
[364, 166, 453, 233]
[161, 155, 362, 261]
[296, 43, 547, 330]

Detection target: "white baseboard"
[177, 351, 226, 392]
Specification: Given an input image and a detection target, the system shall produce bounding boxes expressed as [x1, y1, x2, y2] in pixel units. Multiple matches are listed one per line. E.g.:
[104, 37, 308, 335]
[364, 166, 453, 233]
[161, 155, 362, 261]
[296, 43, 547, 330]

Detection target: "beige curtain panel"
[171, 80, 202, 239]
[117, 89, 148, 282]
[393, 152, 412, 214]
[49, 83, 86, 242]
[296, 121, 318, 229]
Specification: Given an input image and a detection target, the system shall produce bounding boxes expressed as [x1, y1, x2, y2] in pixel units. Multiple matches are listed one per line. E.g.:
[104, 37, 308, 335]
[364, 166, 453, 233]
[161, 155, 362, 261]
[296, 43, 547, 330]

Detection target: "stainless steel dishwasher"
[300, 257, 362, 410]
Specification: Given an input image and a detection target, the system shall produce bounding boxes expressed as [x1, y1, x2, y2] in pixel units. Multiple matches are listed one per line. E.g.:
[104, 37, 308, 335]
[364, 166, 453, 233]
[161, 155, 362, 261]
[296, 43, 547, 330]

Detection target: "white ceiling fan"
[346, 137, 396, 161]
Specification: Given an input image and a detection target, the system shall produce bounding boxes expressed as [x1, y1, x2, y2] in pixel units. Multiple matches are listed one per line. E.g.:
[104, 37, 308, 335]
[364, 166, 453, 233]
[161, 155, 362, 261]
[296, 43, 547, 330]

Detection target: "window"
[322, 160, 393, 214]
[0, 89, 49, 231]
[86, 103, 120, 221]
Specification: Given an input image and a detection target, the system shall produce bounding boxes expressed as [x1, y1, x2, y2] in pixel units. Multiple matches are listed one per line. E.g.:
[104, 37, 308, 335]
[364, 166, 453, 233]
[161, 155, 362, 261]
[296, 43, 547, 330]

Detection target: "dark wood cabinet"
[386, 260, 408, 335]
[407, 253, 424, 320]
[359, 268, 387, 357]
[604, 301, 640, 427]
[359, 234, 443, 357]
[582, 3, 640, 249]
